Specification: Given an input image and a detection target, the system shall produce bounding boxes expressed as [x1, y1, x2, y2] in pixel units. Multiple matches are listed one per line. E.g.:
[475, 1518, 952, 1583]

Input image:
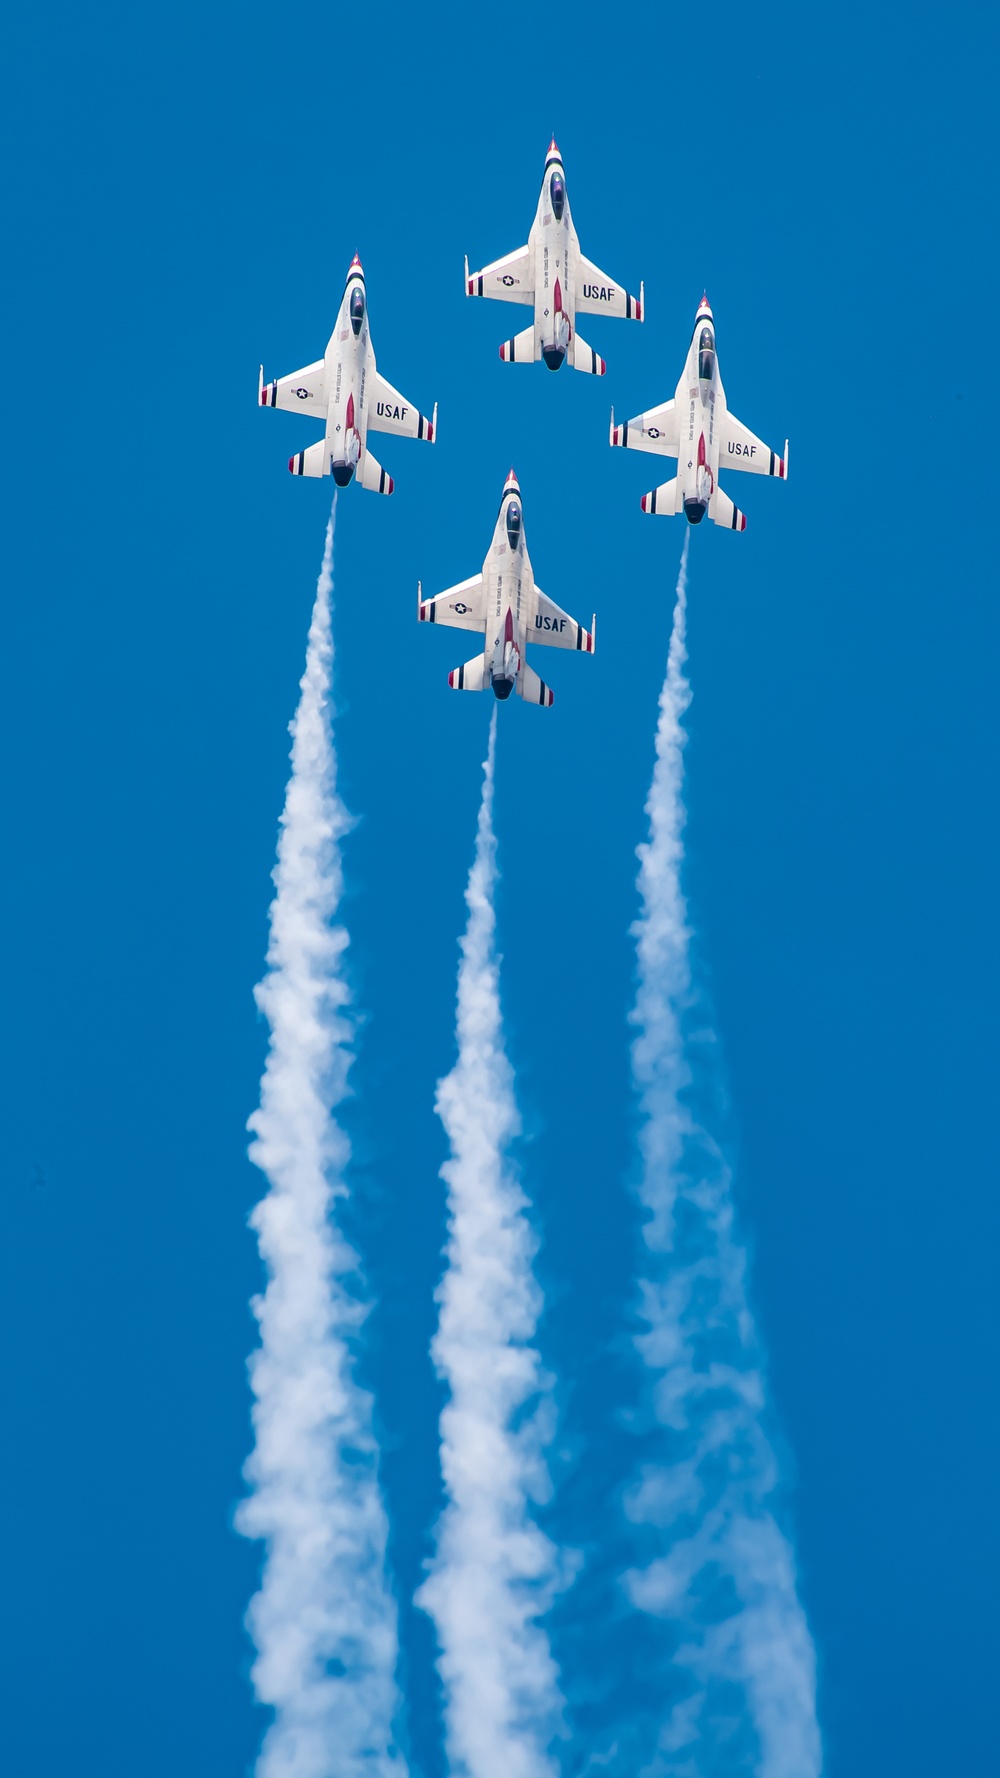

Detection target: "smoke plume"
[418, 711, 566, 1778]
[626, 537, 822, 1776]
[238, 505, 406, 1778]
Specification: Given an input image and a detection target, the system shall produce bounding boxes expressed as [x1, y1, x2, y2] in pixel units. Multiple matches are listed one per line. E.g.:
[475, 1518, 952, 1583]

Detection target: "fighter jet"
[258, 254, 437, 491]
[464, 140, 643, 375]
[418, 470, 595, 706]
[610, 296, 788, 529]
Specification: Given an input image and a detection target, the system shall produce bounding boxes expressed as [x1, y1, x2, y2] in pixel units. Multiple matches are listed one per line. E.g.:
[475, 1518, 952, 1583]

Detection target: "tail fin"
[571, 332, 606, 376]
[517, 663, 554, 707]
[359, 448, 394, 496]
[288, 440, 328, 478]
[640, 478, 679, 515]
[500, 325, 538, 364]
[448, 652, 487, 692]
[709, 485, 748, 532]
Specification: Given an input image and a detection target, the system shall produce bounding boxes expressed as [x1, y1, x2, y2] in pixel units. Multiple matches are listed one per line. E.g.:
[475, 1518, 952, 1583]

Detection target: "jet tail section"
[570, 332, 606, 376]
[709, 485, 748, 532]
[288, 440, 328, 478]
[447, 652, 487, 692]
[517, 663, 554, 707]
[640, 478, 679, 516]
[359, 448, 394, 496]
[500, 325, 538, 364]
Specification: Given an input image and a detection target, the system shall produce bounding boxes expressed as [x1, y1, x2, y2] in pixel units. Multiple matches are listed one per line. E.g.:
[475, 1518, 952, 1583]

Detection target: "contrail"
[626, 537, 822, 1777]
[238, 503, 406, 1778]
[418, 710, 566, 1778]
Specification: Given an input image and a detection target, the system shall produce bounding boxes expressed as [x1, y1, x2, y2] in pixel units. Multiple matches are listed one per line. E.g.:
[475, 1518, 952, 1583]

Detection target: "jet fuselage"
[483, 485, 530, 696]
[323, 259, 371, 486]
[677, 299, 721, 523]
[531, 148, 576, 370]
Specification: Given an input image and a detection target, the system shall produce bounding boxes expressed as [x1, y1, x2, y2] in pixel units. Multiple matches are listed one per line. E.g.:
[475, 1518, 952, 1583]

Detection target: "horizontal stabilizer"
[500, 325, 538, 364]
[448, 652, 487, 692]
[359, 448, 394, 496]
[571, 332, 606, 376]
[517, 663, 554, 707]
[709, 485, 747, 532]
[288, 440, 328, 478]
[640, 478, 680, 516]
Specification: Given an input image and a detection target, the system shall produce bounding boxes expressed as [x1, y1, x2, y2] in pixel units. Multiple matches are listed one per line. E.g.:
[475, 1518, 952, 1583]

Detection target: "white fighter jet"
[464, 139, 643, 376]
[417, 470, 595, 706]
[259, 254, 437, 492]
[610, 296, 788, 529]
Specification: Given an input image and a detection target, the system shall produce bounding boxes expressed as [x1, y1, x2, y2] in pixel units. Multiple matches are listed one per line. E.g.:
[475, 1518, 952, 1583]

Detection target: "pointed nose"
[547, 136, 561, 159]
[504, 467, 520, 491]
[349, 252, 364, 277]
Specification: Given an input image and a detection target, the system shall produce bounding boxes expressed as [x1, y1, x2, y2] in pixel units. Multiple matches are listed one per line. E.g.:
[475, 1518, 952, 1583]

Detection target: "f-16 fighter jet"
[464, 140, 643, 376]
[610, 296, 788, 529]
[418, 470, 595, 706]
[258, 254, 436, 492]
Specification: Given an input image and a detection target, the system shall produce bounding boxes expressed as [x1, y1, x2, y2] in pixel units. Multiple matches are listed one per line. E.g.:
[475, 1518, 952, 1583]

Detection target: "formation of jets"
[259, 142, 788, 705]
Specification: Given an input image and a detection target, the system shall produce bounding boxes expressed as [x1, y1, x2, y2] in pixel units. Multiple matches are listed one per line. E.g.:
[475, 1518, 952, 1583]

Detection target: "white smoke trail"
[238, 504, 406, 1778]
[418, 711, 566, 1778]
[626, 537, 822, 1777]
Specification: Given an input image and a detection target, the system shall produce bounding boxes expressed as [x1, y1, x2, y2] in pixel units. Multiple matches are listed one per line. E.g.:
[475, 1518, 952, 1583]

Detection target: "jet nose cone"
[546, 136, 561, 160]
[349, 252, 364, 277]
[504, 466, 520, 490]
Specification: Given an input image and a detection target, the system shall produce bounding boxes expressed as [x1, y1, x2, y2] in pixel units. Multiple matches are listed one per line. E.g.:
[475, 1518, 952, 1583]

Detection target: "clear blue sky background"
[2, 3, 997, 1774]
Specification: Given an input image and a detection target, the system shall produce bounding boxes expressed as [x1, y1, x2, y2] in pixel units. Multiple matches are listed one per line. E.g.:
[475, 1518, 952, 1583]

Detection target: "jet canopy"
[698, 326, 715, 381]
[505, 500, 522, 550]
[549, 171, 565, 221]
[350, 287, 365, 336]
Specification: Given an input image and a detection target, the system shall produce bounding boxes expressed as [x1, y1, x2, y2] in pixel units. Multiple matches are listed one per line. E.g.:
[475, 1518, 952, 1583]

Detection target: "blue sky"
[2, 2, 998, 1774]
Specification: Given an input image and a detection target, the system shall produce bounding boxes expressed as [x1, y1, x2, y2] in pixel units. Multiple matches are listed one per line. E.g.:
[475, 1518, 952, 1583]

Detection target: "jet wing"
[368, 373, 436, 441]
[576, 255, 643, 320]
[418, 575, 486, 632]
[259, 360, 328, 417]
[465, 246, 533, 302]
[717, 410, 788, 478]
[610, 399, 679, 456]
[529, 587, 595, 653]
